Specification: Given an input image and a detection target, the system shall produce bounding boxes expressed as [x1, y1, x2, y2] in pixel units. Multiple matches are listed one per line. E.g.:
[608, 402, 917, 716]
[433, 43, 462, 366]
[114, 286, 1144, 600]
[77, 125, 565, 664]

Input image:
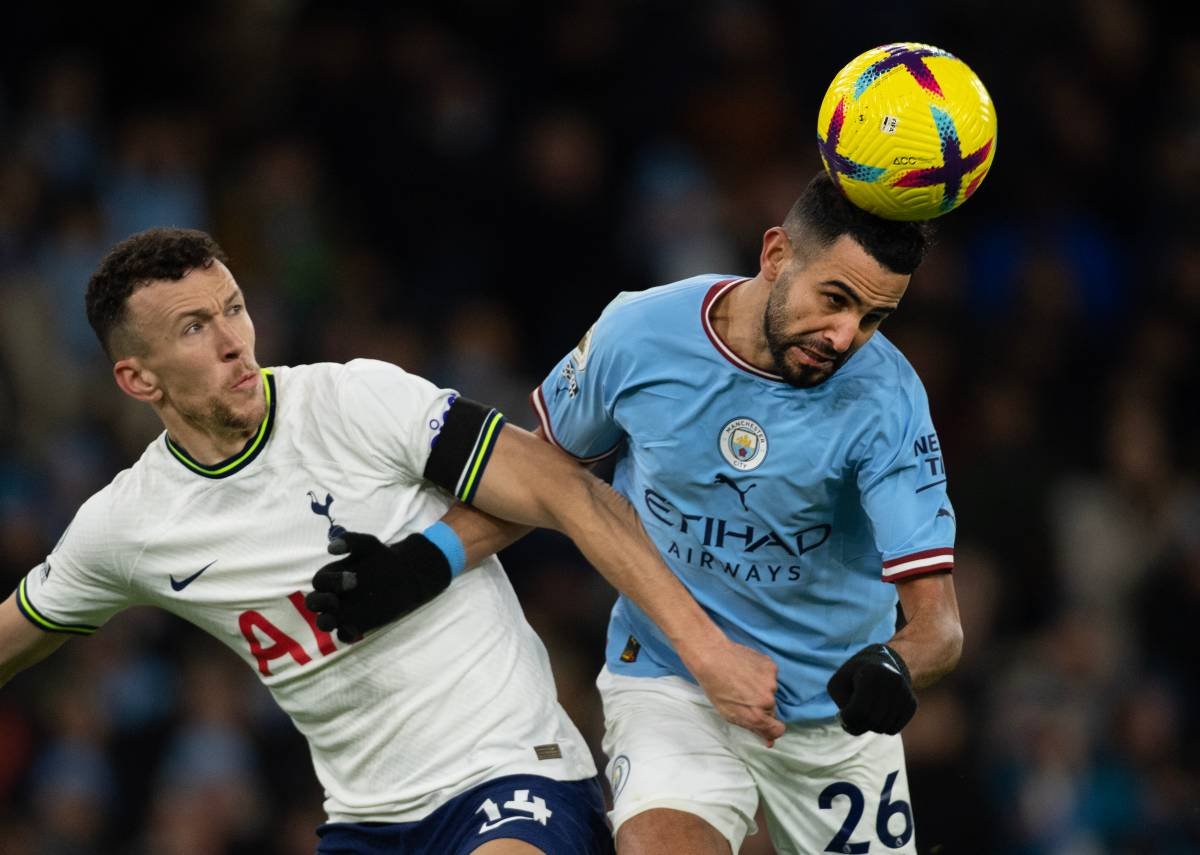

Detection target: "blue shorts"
[316, 774, 613, 854]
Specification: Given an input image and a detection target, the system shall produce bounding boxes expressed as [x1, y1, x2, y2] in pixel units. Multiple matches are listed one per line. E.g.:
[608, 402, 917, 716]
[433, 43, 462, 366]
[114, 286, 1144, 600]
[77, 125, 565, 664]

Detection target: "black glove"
[305, 531, 452, 643]
[826, 643, 916, 735]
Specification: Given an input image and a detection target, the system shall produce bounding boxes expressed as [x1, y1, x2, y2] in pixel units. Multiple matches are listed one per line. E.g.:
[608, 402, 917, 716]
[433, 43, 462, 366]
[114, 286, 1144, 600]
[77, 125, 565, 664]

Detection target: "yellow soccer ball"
[816, 43, 997, 220]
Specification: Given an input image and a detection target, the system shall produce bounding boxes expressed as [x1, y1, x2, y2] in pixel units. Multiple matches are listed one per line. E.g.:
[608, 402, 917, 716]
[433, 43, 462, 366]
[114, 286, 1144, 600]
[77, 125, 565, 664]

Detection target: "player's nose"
[215, 317, 248, 361]
[825, 317, 858, 354]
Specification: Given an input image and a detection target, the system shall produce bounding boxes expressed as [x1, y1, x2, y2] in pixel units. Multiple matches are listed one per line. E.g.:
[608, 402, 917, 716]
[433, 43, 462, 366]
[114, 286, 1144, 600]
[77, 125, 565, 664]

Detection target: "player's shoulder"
[272, 359, 435, 406]
[66, 457, 158, 550]
[307, 357, 427, 386]
[819, 334, 928, 440]
[843, 333, 926, 404]
[593, 274, 743, 349]
[829, 335, 932, 454]
[271, 358, 405, 382]
[599, 274, 738, 323]
[270, 360, 356, 395]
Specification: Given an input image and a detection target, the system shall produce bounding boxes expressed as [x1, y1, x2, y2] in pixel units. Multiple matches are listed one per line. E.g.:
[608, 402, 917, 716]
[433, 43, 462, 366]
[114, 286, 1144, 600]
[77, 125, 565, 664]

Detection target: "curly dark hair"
[782, 171, 935, 275]
[86, 227, 230, 361]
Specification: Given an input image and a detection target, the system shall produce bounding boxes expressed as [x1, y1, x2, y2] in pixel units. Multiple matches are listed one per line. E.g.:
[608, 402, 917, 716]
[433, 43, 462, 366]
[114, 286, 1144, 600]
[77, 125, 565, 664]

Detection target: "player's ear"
[113, 357, 162, 403]
[760, 227, 793, 284]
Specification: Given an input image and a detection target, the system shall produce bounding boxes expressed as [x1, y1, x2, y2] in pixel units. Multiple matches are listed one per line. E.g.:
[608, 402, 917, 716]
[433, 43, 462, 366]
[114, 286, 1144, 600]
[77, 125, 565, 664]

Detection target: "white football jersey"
[18, 359, 596, 822]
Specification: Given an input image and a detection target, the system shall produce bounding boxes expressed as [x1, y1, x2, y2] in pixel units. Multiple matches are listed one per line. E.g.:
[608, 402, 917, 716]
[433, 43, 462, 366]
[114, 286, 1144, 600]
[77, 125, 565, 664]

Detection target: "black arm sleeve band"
[423, 397, 506, 504]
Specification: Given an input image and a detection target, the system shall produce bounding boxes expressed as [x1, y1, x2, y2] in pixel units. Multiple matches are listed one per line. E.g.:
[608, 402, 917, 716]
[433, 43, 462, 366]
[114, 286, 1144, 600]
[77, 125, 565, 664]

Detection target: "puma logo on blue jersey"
[714, 474, 757, 510]
[307, 491, 347, 540]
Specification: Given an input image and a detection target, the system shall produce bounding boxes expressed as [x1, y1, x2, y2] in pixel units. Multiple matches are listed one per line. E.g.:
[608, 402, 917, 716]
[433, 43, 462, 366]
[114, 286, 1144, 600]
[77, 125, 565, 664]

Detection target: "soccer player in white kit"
[0, 228, 783, 855]
[326, 173, 966, 854]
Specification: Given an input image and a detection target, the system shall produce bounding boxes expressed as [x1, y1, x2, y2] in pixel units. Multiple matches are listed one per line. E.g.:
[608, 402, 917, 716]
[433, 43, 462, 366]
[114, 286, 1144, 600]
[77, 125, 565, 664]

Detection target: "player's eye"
[825, 293, 846, 309]
[184, 322, 202, 335]
[227, 304, 243, 315]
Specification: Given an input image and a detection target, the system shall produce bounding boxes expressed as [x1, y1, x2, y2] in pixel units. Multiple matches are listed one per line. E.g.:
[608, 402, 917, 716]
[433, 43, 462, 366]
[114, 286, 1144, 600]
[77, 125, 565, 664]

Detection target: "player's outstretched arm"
[472, 424, 785, 745]
[826, 572, 962, 735]
[0, 593, 69, 689]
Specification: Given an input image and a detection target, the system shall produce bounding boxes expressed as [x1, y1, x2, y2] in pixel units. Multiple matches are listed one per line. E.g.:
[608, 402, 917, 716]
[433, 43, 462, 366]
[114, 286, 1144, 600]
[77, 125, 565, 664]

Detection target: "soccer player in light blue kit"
[312, 172, 962, 855]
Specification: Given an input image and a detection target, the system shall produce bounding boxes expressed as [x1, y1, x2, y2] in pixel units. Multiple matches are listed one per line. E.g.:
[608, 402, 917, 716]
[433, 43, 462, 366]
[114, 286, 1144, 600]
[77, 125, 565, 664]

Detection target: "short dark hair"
[86, 227, 229, 361]
[782, 172, 935, 274]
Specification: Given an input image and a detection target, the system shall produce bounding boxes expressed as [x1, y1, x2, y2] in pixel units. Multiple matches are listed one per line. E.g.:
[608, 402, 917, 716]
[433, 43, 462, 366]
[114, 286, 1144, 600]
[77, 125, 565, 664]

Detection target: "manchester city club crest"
[719, 417, 768, 471]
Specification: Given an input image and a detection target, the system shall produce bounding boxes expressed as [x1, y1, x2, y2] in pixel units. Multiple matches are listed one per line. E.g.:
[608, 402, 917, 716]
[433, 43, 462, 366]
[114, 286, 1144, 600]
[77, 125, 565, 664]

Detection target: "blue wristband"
[422, 521, 468, 578]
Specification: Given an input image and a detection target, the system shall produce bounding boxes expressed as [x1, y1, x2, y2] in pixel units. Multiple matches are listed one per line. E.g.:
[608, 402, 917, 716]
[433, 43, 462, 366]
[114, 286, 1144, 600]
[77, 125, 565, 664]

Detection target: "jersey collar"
[164, 368, 277, 479]
[701, 279, 785, 382]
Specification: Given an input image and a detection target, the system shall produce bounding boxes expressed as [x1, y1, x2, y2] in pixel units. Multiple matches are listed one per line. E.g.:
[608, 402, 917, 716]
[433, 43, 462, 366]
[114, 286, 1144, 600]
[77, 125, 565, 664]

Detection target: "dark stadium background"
[1, 2, 1196, 853]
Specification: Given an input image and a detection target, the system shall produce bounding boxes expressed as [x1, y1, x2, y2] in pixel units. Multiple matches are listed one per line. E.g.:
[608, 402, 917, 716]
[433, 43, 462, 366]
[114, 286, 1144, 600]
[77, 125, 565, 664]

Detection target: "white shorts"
[597, 667, 917, 854]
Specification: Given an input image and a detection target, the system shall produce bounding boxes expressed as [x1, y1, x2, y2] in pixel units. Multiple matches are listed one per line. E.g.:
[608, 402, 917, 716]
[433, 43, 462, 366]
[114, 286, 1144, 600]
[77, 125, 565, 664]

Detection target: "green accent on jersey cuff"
[16, 577, 98, 636]
[457, 408, 504, 503]
[165, 369, 277, 479]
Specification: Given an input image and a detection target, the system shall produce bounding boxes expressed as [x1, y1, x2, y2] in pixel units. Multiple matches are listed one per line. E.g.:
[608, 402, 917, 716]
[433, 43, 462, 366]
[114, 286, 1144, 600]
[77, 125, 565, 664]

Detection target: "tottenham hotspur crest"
[719, 417, 768, 471]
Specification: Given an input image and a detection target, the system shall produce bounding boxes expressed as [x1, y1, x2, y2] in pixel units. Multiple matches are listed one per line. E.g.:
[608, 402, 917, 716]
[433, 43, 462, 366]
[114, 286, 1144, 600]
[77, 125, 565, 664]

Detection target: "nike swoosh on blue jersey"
[170, 560, 217, 591]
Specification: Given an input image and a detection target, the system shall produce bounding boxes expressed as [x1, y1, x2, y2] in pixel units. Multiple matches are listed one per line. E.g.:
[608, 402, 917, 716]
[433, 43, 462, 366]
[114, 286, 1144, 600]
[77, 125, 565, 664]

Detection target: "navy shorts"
[316, 774, 613, 854]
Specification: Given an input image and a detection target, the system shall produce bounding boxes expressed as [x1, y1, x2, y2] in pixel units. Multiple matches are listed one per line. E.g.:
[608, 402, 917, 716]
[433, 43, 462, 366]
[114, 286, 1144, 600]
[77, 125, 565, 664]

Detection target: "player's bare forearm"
[0, 593, 68, 688]
[439, 502, 532, 569]
[888, 572, 963, 688]
[472, 424, 784, 742]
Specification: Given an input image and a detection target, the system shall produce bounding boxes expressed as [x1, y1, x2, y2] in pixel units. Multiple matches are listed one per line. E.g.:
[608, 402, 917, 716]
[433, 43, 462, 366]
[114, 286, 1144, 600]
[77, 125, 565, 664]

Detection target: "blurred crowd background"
[1, 1, 1197, 853]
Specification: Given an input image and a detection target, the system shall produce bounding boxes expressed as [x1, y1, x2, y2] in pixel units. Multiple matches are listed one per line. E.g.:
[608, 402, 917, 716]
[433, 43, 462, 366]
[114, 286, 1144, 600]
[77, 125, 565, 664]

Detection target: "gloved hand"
[305, 531, 451, 643]
[826, 643, 917, 735]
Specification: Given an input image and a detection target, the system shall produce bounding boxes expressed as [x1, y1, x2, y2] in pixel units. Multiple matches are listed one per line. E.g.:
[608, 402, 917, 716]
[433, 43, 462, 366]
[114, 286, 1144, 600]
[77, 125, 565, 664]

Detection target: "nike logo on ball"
[170, 560, 217, 591]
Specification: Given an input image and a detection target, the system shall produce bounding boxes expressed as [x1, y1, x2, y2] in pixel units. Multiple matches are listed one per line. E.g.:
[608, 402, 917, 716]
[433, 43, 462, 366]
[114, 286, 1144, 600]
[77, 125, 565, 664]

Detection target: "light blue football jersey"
[533, 275, 956, 723]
